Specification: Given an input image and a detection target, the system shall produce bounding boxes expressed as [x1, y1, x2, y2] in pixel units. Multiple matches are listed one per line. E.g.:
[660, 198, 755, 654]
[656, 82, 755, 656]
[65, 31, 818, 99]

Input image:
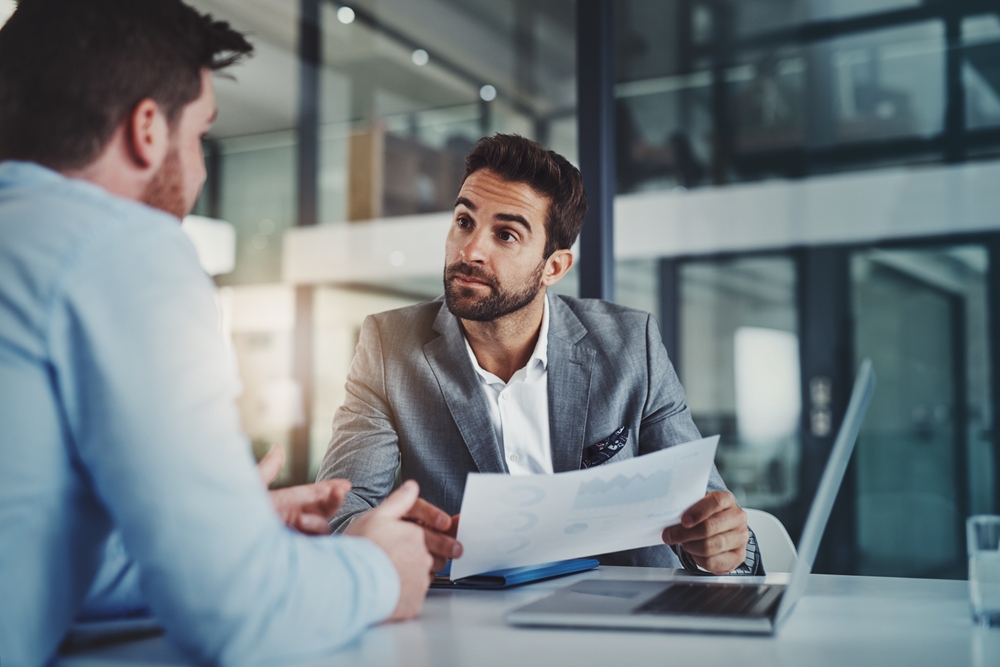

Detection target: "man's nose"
[459, 229, 489, 263]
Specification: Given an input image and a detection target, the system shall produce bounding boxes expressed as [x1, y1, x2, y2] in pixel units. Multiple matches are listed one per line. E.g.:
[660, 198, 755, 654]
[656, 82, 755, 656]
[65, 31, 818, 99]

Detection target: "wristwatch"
[676, 528, 764, 576]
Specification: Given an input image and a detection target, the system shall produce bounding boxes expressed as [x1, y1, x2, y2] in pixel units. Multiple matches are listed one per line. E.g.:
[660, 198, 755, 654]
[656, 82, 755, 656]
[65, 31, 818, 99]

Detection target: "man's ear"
[542, 248, 574, 287]
[125, 98, 170, 172]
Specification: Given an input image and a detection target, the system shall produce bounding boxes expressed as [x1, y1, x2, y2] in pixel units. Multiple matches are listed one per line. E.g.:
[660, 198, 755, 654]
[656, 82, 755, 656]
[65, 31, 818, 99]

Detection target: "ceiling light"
[479, 84, 497, 102]
[337, 6, 355, 24]
[411, 49, 429, 66]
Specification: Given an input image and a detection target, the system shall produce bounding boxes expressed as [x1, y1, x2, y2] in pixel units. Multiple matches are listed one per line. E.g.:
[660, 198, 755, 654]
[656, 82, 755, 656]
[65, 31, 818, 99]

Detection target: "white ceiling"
[190, 0, 575, 140]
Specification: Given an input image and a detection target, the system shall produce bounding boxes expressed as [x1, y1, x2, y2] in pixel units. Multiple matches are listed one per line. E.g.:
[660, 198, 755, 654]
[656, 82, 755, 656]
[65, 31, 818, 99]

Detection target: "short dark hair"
[462, 134, 587, 258]
[0, 0, 253, 170]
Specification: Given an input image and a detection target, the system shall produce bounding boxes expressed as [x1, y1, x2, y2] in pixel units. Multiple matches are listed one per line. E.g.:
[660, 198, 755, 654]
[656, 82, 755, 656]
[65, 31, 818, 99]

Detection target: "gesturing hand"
[662, 490, 749, 575]
[403, 499, 462, 573]
[257, 444, 351, 536]
[345, 480, 434, 622]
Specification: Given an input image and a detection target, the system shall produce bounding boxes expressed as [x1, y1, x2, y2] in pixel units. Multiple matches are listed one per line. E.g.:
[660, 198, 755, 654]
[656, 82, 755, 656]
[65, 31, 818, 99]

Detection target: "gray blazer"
[317, 295, 731, 569]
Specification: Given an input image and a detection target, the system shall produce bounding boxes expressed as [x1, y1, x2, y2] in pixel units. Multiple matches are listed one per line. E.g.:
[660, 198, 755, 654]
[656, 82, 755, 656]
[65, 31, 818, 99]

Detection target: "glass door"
[677, 256, 802, 532]
[851, 245, 991, 578]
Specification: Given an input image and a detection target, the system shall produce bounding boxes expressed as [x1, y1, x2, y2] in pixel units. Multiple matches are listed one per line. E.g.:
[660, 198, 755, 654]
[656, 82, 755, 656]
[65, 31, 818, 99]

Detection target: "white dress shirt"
[464, 295, 553, 475]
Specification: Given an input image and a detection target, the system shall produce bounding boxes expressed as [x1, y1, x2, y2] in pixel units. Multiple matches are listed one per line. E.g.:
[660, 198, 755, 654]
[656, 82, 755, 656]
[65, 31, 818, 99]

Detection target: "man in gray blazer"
[318, 134, 760, 576]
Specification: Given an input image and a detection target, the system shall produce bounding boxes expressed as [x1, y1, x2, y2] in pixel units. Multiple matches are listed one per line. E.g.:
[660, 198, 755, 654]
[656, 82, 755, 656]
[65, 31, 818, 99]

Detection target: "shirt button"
[501, 393, 510, 401]
[510, 453, 519, 462]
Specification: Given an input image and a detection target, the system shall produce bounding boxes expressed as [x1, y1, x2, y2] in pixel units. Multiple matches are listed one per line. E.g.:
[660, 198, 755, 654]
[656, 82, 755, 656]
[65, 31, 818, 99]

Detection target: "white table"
[59, 566, 1000, 667]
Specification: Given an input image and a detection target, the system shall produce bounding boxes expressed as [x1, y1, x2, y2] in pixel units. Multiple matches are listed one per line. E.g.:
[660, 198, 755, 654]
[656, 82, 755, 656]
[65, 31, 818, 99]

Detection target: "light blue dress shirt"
[0, 161, 399, 667]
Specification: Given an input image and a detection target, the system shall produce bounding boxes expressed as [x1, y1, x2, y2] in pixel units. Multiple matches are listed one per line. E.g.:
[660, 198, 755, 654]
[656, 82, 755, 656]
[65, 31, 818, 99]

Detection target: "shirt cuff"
[676, 528, 763, 576]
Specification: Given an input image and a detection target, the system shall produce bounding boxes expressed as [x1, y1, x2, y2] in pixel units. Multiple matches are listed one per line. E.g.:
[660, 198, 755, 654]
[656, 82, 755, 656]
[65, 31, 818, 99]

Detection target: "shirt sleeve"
[47, 215, 399, 666]
[78, 531, 149, 621]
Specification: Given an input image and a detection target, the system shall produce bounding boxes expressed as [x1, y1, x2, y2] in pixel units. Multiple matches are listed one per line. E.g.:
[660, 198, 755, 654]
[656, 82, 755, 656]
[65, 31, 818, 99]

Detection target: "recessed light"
[337, 6, 355, 24]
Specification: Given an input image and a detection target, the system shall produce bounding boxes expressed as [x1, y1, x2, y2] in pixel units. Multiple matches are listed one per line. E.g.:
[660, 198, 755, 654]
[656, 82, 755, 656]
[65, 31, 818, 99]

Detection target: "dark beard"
[141, 147, 187, 219]
[444, 260, 544, 322]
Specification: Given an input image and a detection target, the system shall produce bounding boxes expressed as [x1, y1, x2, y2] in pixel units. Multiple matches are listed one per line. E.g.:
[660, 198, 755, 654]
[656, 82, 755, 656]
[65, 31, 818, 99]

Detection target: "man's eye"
[498, 230, 517, 243]
[457, 217, 471, 228]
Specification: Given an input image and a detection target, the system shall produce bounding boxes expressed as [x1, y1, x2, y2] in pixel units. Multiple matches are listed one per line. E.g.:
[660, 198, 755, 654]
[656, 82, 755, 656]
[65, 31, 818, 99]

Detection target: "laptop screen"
[774, 359, 876, 628]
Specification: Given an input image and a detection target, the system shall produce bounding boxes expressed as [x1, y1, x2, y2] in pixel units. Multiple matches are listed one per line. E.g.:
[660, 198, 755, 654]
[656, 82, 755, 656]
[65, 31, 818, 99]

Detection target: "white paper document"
[450, 435, 720, 580]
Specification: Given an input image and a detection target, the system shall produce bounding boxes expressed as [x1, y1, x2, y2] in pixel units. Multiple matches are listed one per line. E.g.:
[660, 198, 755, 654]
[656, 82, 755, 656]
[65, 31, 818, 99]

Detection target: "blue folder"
[62, 613, 163, 652]
[432, 558, 600, 589]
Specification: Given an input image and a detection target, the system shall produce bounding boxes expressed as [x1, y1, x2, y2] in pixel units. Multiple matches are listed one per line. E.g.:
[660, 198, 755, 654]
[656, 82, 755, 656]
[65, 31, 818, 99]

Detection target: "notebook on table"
[433, 558, 600, 590]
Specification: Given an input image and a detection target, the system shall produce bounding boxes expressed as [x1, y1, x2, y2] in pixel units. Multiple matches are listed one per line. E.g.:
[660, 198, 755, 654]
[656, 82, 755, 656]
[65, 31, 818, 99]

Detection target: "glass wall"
[852, 245, 992, 578]
[614, 0, 1000, 577]
[963, 13, 1000, 133]
[678, 258, 802, 524]
[189, 0, 577, 481]
[316, 0, 576, 225]
[189, 0, 304, 482]
[614, 0, 1000, 191]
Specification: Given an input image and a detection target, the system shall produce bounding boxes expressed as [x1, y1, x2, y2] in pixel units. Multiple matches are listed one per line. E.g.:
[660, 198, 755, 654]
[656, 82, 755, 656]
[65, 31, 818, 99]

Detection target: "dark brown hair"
[0, 0, 253, 170]
[462, 134, 587, 258]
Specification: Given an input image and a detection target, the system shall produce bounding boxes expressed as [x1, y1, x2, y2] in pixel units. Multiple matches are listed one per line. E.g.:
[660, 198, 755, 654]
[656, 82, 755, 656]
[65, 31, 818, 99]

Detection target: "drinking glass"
[968, 515, 1000, 627]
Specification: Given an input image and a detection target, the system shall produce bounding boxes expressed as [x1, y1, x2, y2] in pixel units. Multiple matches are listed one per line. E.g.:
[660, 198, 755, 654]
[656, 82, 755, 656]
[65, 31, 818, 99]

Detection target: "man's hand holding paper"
[449, 436, 722, 580]
[663, 490, 750, 574]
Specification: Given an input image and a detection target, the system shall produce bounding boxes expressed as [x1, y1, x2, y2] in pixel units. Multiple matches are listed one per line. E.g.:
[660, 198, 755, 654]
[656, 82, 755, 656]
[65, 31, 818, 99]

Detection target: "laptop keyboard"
[635, 583, 780, 617]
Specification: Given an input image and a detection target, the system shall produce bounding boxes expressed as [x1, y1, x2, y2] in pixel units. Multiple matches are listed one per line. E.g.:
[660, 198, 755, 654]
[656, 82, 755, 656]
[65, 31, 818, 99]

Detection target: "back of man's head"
[462, 134, 587, 259]
[0, 0, 252, 171]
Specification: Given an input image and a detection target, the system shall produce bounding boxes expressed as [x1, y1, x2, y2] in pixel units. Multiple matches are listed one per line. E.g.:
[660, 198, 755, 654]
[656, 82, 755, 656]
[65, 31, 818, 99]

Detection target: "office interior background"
[3, 0, 998, 581]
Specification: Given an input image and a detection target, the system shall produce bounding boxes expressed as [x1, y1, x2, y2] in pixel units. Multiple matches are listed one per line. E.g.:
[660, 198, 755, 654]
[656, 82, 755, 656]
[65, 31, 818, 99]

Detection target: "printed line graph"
[572, 470, 673, 510]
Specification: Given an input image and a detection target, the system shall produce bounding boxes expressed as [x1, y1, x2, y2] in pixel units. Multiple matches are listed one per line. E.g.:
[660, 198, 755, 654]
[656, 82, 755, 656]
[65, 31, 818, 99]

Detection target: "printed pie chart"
[492, 536, 530, 555]
[495, 511, 539, 533]
[506, 485, 545, 507]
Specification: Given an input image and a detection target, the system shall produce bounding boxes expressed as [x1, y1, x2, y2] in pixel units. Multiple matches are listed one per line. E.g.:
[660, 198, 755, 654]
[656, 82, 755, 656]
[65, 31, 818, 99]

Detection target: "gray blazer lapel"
[423, 303, 508, 474]
[547, 296, 596, 473]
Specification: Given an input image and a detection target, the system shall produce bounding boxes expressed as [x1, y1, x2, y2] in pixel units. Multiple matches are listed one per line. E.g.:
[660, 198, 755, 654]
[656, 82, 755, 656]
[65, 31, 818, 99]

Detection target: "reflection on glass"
[679, 257, 801, 513]
[821, 22, 944, 144]
[216, 135, 296, 286]
[852, 245, 992, 579]
[963, 14, 1000, 131]
[616, 1, 712, 193]
[319, 0, 575, 224]
[730, 49, 806, 154]
[616, 89, 711, 193]
[616, 3, 952, 190]
[733, 0, 921, 38]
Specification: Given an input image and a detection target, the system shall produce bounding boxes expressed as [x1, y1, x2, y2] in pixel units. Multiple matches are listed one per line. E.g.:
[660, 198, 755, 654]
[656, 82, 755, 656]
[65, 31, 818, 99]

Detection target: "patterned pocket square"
[581, 426, 630, 469]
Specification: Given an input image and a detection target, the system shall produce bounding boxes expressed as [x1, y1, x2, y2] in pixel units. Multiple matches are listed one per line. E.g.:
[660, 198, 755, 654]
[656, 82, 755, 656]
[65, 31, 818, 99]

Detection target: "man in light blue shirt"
[0, 1, 433, 665]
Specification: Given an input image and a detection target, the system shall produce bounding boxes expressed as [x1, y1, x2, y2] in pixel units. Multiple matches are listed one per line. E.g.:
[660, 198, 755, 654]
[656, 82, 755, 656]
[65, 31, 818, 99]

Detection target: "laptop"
[506, 359, 875, 635]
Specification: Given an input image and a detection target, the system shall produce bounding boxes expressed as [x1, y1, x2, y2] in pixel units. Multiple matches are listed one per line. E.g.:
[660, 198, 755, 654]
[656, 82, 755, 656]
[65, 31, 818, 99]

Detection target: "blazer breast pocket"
[581, 426, 630, 469]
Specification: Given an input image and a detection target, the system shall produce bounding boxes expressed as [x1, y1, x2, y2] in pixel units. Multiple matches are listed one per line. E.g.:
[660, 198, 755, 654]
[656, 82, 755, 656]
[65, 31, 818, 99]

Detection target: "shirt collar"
[464, 293, 550, 385]
[0, 160, 65, 188]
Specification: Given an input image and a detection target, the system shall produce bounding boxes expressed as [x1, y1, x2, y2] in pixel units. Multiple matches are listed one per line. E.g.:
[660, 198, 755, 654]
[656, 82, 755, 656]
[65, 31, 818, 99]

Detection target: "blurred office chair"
[745, 509, 797, 572]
